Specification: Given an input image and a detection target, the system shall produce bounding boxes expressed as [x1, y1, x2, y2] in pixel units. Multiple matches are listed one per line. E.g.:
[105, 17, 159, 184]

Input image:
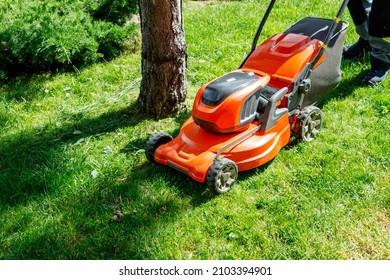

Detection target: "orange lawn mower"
[145, 0, 350, 194]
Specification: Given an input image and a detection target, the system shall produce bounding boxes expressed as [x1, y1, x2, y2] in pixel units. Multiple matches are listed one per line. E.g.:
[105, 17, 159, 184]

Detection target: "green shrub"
[92, 21, 137, 59]
[0, 70, 5, 81]
[0, 0, 138, 77]
[91, 0, 138, 25]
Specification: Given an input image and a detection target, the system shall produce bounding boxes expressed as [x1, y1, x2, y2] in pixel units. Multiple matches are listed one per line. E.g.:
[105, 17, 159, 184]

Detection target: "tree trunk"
[138, 0, 187, 118]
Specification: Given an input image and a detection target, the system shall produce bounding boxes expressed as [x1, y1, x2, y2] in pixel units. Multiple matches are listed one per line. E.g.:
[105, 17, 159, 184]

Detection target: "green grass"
[0, 0, 389, 259]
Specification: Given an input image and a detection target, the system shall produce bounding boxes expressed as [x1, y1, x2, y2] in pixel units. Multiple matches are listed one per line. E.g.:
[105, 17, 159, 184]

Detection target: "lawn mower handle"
[310, 0, 350, 69]
[240, 0, 350, 69]
[250, 0, 276, 54]
[239, 0, 276, 68]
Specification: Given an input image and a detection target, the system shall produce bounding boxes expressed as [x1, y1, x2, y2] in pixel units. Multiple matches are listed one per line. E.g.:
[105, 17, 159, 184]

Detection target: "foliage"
[0, 0, 389, 260]
[0, 0, 138, 78]
[90, 0, 138, 25]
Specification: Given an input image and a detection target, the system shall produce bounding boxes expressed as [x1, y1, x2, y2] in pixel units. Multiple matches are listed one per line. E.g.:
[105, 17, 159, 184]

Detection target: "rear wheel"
[145, 132, 173, 162]
[297, 106, 323, 142]
[206, 158, 238, 195]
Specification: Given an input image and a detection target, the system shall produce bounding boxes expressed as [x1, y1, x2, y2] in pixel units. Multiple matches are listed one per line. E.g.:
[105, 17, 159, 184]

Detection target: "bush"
[90, 0, 138, 25]
[0, 0, 138, 78]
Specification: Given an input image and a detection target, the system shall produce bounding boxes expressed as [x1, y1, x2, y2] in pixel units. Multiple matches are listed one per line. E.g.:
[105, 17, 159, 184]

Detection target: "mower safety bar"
[214, 123, 262, 162]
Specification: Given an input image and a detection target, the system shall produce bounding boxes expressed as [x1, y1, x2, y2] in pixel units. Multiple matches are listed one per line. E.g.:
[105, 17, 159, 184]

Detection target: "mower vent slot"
[240, 92, 261, 124]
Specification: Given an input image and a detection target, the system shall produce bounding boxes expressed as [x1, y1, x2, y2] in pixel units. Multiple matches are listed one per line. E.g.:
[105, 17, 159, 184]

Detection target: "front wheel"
[206, 158, 238, 195]
[145, 132, 173, 162]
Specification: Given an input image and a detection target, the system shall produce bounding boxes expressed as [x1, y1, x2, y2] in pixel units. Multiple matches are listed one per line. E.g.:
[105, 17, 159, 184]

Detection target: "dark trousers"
[348, 0, 390, 37]
[348, 0, 390, 66]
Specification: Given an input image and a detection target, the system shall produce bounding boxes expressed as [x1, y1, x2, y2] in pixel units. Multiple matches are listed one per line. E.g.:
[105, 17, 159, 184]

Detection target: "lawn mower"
[145, 0, 350, 194]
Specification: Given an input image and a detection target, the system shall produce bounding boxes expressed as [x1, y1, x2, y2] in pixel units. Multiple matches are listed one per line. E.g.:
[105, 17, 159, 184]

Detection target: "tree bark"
[138, 0, 187, 118]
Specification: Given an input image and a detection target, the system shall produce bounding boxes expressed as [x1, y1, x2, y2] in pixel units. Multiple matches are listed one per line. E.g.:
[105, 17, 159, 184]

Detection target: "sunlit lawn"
[0, 0, 389, 259]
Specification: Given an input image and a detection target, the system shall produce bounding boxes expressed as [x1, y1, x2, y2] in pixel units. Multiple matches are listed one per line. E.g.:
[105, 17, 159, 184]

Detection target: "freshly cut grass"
[0, 0, 389, 259]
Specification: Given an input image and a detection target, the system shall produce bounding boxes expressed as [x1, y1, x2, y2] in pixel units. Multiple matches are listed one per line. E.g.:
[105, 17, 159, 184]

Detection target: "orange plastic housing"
[242, 33, 323, 86]
[154, 115, 290, 183]
[192, 69, 270, 133]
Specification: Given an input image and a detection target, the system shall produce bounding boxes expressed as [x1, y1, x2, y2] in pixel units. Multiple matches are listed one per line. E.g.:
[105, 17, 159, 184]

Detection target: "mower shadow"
[318, 59, 370, 108]
[121, 112, 213, 205]
[237, 159, 275, 182]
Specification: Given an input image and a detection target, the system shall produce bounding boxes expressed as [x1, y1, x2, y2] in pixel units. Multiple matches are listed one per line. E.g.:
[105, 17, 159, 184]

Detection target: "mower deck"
[154, 114, 290, 183]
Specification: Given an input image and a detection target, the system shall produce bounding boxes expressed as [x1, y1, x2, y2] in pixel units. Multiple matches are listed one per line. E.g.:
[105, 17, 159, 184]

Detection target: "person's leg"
[361, 0, 390, 85]
[343, 0, 373, 59]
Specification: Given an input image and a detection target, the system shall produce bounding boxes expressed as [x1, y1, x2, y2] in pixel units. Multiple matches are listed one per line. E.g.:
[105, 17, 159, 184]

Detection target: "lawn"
[0, 0, 389, 259]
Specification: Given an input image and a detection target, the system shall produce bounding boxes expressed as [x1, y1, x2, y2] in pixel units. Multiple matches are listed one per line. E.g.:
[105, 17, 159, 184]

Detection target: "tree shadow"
[0, 100, 213, 259]
[0, 102, 151, 206]
[1, 167, 211, 259]
[0, 123, 214, 260]
[0, 74, 53, 103]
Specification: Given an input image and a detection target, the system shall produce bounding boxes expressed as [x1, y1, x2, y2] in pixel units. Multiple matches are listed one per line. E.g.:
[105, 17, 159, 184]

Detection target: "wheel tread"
[145, 132, 172, 162]
[206, 158, 238, 195]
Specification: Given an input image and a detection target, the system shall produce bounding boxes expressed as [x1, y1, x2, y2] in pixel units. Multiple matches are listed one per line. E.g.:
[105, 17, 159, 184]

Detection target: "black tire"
[145, 132, 173, 162]
[297, 106, 323, 142]
[206, 158, 238, 195]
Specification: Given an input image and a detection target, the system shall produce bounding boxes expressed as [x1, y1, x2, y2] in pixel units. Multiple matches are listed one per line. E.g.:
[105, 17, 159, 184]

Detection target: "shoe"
[361, 55, 389, 86]
[343, 38, 372, 60]
[360, 69, 389, 86]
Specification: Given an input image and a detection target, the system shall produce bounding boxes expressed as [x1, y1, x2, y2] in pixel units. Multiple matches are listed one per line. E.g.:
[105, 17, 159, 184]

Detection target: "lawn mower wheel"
[145, 132, 173, 162]
[206, 158, 238, 195]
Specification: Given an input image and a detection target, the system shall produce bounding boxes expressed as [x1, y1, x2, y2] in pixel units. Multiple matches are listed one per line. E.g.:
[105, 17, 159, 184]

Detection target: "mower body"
[146, 14, 349, 193]
[155, 105, 290, 183]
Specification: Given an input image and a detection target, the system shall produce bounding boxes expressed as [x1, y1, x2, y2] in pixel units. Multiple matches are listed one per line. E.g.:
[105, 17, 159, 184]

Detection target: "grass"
[0, 0, 389, 259]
